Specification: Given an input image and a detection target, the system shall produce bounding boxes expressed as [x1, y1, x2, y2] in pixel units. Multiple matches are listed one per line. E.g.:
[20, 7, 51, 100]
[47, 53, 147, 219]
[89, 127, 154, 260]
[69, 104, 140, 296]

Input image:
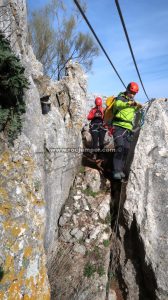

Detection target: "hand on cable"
[129, 101, 142, 108]
[129, 100, 137, 106]
[136, 102, 143, 109]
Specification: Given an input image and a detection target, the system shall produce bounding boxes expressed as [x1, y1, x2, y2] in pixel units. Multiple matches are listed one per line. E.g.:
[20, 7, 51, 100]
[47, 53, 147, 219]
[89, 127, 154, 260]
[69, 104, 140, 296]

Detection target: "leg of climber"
[91, 125, 99, 149]
[97, 126, 106, 159]
[122, 130, 133, 177]
[99, 127, 106, 150]
[90, 124, 99, 159]
[112, 126, 129, 180]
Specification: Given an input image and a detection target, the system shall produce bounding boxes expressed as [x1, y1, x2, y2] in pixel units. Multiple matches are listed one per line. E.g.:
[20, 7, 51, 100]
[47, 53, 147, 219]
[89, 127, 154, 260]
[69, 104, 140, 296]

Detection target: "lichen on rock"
[0, 136, 50, 299]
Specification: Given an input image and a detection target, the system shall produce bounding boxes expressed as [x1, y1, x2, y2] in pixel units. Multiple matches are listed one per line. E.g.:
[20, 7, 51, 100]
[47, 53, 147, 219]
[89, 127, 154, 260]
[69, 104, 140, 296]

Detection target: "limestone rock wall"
[118, 99, 168, 300]
[0, 138, 50, 300]
[34, 61, 87, 257]
[0, 0, 86, 298]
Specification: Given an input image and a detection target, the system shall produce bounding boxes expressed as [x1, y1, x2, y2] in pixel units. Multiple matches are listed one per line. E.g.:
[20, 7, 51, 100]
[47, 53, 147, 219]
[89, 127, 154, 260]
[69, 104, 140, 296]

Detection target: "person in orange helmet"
[87, 97, 106, 158]
[111, 82, 142, 180]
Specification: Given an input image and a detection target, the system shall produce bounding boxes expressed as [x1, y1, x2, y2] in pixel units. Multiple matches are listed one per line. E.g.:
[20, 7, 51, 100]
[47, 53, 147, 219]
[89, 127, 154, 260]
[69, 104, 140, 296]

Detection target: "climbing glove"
[129, 101, 142, 108]
[136, 103, 143, 109]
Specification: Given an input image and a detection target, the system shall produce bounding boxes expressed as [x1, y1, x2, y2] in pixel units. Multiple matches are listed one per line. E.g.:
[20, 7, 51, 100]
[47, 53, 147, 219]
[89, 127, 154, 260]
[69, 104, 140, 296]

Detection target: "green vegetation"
[109, 271, 116, 280]
[84, 246, 105, 278]
[84, 262, 105, 278]
[0, 33, 29, 144]
[22, 257, 29, 269]
[97, 264, 105, 277]
[0, 265, 4, 281]
[79, 237, 85, 245]
[28, 0, 99, 80]
[84, 262, 96, 278]
[34, 180, 41, 192]
[83, 187, 99, 198]
[78, 165, 85, 174]
[105, 213, 111, 224]
[74, 209, 80, 214]
[103, 239, 110, 247]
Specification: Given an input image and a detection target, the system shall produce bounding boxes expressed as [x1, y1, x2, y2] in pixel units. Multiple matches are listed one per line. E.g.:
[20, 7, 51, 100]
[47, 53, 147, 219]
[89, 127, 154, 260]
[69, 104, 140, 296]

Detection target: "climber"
[111, 82, 142, 180]
[87, 97, 106, 159]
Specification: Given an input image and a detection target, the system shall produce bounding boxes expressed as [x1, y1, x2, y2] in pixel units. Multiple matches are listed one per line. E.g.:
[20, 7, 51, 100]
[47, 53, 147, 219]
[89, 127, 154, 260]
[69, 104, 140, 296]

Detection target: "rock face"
[0, 1, 86, 298]
[118, 99, 168, 300]
[32, 61, 87, 254]
[0, 138, 50, 300]
[0, 0, 28, 56]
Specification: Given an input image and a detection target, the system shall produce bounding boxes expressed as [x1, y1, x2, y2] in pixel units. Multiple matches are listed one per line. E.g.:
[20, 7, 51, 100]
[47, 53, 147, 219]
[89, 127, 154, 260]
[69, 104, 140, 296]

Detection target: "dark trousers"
[90, 123, 106, 150]
[112, 125, 133, 173]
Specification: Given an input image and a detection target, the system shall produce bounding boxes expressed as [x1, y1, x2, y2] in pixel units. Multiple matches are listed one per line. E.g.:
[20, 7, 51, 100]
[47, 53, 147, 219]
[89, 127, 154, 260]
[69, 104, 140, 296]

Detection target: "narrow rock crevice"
[118, 213, 158, 300]
[105, 180, 127, 300]
[107, 167, 157, 300]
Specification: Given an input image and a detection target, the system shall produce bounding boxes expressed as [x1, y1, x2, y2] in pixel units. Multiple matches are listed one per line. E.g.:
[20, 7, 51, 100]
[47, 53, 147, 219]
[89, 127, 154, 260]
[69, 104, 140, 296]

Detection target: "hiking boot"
[112, 172, 122, 180]
[93, 153, 97, 160]
[120, 172, 126, 178]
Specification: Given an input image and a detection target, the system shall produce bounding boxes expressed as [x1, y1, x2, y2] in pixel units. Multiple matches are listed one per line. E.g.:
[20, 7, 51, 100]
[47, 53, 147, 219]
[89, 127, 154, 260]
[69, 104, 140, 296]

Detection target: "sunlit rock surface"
[119, 99, 168, 300]
[0, 0, 86, 298]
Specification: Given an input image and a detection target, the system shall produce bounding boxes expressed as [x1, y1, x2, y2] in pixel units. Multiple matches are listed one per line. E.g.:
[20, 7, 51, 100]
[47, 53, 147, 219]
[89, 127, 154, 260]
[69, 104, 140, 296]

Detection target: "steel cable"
[73, 0, 126, 88]
[115, 0, 150, 100]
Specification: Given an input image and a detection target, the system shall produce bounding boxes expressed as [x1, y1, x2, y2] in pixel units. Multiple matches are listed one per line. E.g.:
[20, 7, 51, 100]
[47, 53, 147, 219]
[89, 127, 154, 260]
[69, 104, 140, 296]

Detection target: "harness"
[90, 122, 106, 131]
[94, 109, 103, 118]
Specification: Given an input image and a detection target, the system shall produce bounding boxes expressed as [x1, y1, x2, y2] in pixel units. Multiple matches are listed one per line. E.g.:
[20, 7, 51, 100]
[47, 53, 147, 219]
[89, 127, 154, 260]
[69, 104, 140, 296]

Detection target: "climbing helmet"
[127, 82, 139, 93]
[95, 97, 102, 106]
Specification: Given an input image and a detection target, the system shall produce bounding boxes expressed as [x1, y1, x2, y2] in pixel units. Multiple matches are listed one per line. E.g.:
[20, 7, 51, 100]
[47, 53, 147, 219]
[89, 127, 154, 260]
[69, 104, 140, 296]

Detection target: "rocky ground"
[48, 167, 123, 300]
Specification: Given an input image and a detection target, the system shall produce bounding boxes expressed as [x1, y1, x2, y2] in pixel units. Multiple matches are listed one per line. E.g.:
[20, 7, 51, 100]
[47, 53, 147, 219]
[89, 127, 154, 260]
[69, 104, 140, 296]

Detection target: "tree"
[28, 0, 99, 80]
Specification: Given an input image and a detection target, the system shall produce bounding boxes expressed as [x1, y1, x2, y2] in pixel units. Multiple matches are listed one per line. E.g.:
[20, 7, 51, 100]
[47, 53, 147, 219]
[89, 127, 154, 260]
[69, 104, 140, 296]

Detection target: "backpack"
[104, 96, 115, 123]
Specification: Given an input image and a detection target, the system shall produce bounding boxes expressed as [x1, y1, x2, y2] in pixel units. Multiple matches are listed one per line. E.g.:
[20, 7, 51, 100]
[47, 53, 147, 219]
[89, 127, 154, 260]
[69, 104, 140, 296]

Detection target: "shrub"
[97, 264, 105, 277]
[0, 33, 29, 144]
[103, 239, 110, 247]
[84, 262, 96, 278]
[83, 187, 98, 198]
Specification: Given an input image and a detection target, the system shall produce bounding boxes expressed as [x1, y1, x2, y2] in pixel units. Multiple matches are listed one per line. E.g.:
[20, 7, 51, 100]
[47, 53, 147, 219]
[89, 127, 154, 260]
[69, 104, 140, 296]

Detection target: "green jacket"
[112, 92, 139, 131]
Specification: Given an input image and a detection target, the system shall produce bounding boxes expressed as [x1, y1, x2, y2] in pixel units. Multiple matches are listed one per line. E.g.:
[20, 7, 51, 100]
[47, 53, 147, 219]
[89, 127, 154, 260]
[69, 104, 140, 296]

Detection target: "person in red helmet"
[127, 82, 139, 94]
[87, 97, 106, 158]
[111, 82, 142, 180]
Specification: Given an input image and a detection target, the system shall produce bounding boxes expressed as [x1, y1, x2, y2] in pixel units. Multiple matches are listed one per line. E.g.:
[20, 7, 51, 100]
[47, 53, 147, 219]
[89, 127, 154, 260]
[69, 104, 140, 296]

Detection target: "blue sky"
[27, 0, 168, 103]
